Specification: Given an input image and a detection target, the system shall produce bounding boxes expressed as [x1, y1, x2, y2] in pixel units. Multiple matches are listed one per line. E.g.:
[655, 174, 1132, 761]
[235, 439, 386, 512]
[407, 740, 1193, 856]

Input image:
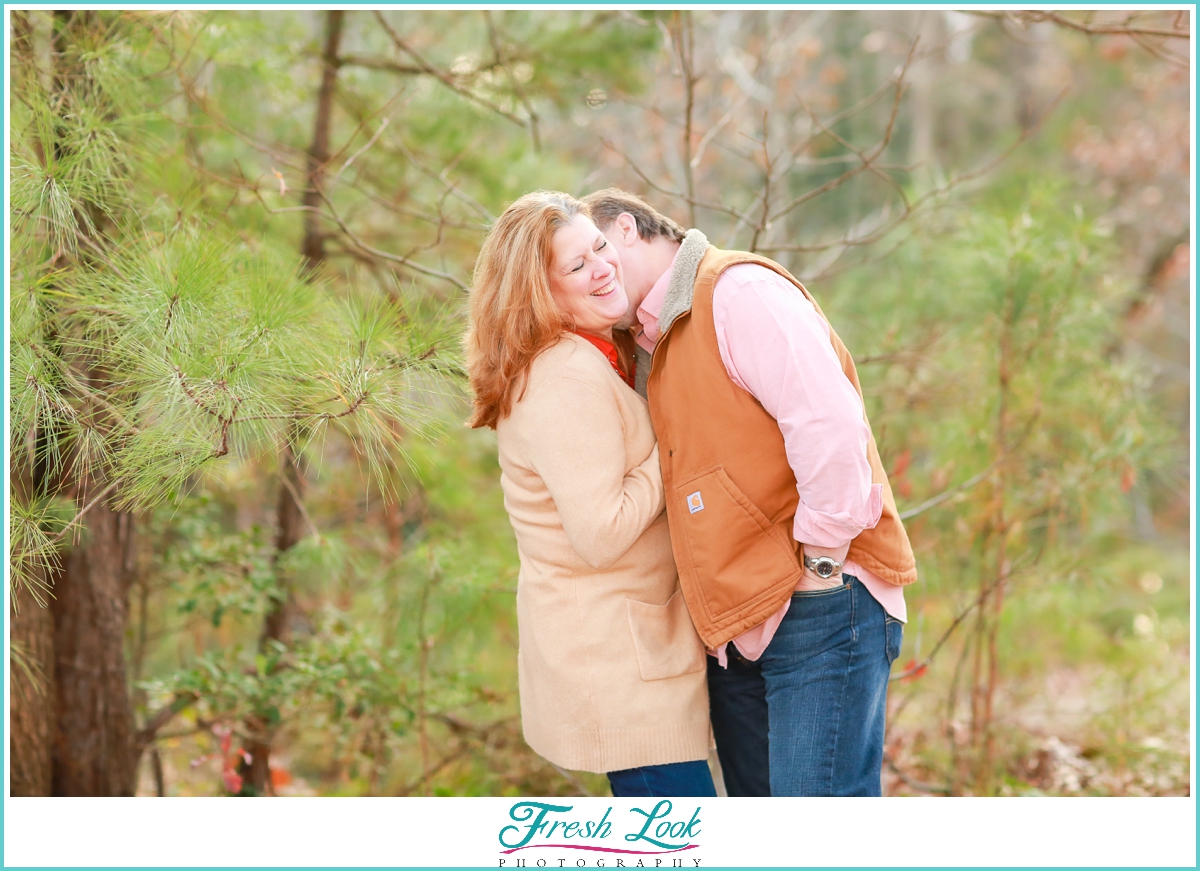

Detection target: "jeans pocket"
[792, 581, 851, 599]
[884, 616, 903, 665]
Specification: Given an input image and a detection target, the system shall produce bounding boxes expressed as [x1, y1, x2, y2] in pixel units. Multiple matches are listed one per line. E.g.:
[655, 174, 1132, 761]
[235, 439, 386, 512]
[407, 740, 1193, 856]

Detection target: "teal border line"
[2, 3, 1196, 871]
[2, 2, 1190, 6]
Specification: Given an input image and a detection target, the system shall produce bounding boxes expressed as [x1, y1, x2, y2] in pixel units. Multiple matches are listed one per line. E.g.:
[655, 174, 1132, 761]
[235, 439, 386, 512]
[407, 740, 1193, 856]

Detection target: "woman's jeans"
[607, 760, 717, 797]
[706, 574, 903, 796]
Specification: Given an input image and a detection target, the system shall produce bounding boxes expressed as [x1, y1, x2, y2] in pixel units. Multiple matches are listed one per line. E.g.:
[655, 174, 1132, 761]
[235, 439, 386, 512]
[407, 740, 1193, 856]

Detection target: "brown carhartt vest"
[643, 237, 917, 648]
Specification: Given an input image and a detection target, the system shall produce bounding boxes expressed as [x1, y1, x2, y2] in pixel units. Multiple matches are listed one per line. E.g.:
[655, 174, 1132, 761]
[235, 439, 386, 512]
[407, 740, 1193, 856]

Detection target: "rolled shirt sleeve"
[712, 265, 883, 549]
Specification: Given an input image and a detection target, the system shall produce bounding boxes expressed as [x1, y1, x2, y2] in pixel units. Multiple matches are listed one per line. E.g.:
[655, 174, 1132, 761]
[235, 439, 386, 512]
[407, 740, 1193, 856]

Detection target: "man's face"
[599, 220, 650, 329]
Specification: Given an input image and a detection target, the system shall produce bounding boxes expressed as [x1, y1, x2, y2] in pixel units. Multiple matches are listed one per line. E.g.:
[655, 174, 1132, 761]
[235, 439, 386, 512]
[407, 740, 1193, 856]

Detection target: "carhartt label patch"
[687, 491, 704, 514]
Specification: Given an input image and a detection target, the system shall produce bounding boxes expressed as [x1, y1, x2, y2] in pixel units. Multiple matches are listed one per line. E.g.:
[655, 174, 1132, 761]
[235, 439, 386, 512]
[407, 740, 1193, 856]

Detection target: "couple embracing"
[465, 189, 917, 798]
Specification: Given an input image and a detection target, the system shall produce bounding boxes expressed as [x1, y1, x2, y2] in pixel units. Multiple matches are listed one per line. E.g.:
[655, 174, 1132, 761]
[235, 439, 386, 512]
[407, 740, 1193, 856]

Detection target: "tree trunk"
[9, 324, 57, 797]
[10, 585, 56, 796]
[301, 9, 345, 272]
[9, 10, 142, 797]
[238, 9, 344, 795]
[50, 494, 138, 795]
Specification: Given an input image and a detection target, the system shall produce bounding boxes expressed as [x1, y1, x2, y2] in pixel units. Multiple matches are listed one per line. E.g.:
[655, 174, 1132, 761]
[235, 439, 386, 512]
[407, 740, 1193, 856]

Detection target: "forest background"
[6, 8, 1192, 799]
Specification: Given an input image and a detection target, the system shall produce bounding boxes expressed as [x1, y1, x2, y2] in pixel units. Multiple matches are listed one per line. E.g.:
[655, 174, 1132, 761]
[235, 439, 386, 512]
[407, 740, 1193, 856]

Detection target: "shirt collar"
[635, 248, 681, 353]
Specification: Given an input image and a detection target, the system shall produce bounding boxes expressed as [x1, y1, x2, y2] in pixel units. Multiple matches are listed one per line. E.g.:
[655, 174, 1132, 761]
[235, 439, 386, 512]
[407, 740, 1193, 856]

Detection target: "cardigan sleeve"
[516, 374, 665, 571]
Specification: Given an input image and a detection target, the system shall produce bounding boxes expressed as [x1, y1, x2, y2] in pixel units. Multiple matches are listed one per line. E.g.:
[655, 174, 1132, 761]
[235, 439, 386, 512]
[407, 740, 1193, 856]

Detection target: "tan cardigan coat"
[496, 334, 710, 773]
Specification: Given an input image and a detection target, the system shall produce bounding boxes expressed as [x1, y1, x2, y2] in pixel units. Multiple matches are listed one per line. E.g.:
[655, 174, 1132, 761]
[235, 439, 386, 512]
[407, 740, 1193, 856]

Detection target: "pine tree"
[10, 8, 656, 795]
[8, 10, 458, 794]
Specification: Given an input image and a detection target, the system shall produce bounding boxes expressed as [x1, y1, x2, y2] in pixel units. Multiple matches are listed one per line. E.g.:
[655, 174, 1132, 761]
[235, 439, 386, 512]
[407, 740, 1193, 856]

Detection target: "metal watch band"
[803, 554, 843, 579]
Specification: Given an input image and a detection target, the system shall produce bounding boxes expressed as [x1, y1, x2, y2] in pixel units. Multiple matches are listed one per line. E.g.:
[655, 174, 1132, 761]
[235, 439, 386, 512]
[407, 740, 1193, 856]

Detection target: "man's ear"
[614, 213, 640, 246]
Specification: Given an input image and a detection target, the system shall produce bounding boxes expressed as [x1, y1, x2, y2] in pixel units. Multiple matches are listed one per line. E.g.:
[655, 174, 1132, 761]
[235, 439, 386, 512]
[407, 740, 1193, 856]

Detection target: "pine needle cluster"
[9, 11, 462, 605]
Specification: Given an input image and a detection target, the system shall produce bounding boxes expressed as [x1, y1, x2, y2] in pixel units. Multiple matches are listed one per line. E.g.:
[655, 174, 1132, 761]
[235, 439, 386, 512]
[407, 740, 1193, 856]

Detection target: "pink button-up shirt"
[638, 257, 906, 666]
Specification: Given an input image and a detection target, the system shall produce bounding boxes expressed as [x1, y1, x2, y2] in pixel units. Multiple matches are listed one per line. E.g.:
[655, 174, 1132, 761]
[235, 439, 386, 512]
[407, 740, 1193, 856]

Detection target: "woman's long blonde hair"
[465, 191, 586, 429]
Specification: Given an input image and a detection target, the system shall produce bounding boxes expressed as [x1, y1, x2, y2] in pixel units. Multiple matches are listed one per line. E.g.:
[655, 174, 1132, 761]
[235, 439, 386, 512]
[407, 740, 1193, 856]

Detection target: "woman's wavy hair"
[465, 190, 587, 429]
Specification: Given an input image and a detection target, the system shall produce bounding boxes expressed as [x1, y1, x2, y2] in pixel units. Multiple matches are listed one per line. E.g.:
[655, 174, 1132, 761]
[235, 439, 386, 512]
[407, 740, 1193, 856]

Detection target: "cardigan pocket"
[626, 588, 706, 681]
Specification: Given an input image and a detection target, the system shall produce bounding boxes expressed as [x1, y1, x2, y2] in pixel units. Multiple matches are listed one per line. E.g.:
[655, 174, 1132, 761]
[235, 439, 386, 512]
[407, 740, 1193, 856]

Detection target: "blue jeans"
[707, 575, 902, 796]
[607, 760, 717, 797]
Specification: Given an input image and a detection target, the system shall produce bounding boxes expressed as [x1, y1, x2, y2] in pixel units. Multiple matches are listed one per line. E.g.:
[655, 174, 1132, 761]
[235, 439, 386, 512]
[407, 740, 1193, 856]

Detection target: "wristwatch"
[803, 554, 843, 579]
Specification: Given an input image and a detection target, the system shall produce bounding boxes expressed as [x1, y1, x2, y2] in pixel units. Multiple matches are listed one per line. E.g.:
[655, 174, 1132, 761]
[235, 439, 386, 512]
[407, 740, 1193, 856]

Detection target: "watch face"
[813, 557, 836, 578]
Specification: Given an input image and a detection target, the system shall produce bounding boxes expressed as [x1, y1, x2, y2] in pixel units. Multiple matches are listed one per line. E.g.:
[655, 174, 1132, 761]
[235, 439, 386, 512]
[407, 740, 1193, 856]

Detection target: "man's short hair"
[581, 188, 687, 243]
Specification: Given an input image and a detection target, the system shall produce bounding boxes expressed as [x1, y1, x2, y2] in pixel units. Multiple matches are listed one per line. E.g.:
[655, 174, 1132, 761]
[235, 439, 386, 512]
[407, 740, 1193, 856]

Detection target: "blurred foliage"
[7, 9, 1190, 797]
[827, 185, 1176, 793]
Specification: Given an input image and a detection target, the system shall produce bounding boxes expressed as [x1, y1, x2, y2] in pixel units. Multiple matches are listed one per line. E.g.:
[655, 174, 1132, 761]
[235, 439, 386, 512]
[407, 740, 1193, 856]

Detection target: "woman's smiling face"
[547, 213, 629, 338]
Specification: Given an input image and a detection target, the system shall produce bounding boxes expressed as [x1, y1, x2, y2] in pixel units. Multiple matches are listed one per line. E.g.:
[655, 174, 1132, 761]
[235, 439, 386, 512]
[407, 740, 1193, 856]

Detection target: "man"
[581, 189, 917, 797]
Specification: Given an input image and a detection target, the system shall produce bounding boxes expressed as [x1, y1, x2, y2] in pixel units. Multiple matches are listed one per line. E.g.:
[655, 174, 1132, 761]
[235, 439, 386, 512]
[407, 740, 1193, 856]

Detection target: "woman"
[465, 191, 714, 798]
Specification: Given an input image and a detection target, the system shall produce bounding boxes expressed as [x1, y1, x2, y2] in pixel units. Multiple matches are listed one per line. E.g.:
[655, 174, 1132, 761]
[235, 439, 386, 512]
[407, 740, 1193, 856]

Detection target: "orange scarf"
[571, 330, 635, 389]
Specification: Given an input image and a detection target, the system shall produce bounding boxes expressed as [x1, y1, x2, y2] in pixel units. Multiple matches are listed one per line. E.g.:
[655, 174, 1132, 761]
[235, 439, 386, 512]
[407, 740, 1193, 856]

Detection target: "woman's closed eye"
[569, 240, 608, 273]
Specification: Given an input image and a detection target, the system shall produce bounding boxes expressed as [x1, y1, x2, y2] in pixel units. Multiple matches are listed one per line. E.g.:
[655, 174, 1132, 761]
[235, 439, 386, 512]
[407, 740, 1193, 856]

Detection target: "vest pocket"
[672, 465, 802, 622]
[626, 588, 706, 681]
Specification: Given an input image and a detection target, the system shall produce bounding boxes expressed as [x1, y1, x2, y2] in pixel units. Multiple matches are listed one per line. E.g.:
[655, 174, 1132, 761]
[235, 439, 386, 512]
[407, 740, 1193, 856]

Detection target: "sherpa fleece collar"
[658, 229, 709, 338]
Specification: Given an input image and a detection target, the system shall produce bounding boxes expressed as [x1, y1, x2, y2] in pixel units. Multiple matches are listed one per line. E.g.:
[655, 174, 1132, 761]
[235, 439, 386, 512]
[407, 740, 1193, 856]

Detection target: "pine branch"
[28, 341, 140, 436]
[49, 479, 120, 543]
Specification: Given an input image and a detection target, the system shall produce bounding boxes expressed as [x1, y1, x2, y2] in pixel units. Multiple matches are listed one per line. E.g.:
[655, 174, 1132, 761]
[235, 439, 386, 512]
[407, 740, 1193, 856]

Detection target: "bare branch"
[134, 692, 199, 756]
[805, 102, 912, 211]
[337, 54, 426, 76]
[768, 39, 915, 225]
[889, 547, 1040, 684]
[762, 86, 1067, 256]
[798, 227, 915, 284]
[278, 463, 321, 543]
[747, 112, 773, 253]
[315, 188, 469, 290]
[671, 11, 698, 227]
[899, 463, 998, 522]
[884, 752, 952, 795]
[971, 10, 1190, 40]
[483, 11, 541, 151]
[599, 138, 755, 226]
[237, 393, 368, 424]
[691, 90, 749, 170]
[389, 133, 494, 223]
[1129, 31, 1191, 68]
[372, 11, 529, 131]
[783, 53, 915, 171]
[328, 117, 390, 196]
